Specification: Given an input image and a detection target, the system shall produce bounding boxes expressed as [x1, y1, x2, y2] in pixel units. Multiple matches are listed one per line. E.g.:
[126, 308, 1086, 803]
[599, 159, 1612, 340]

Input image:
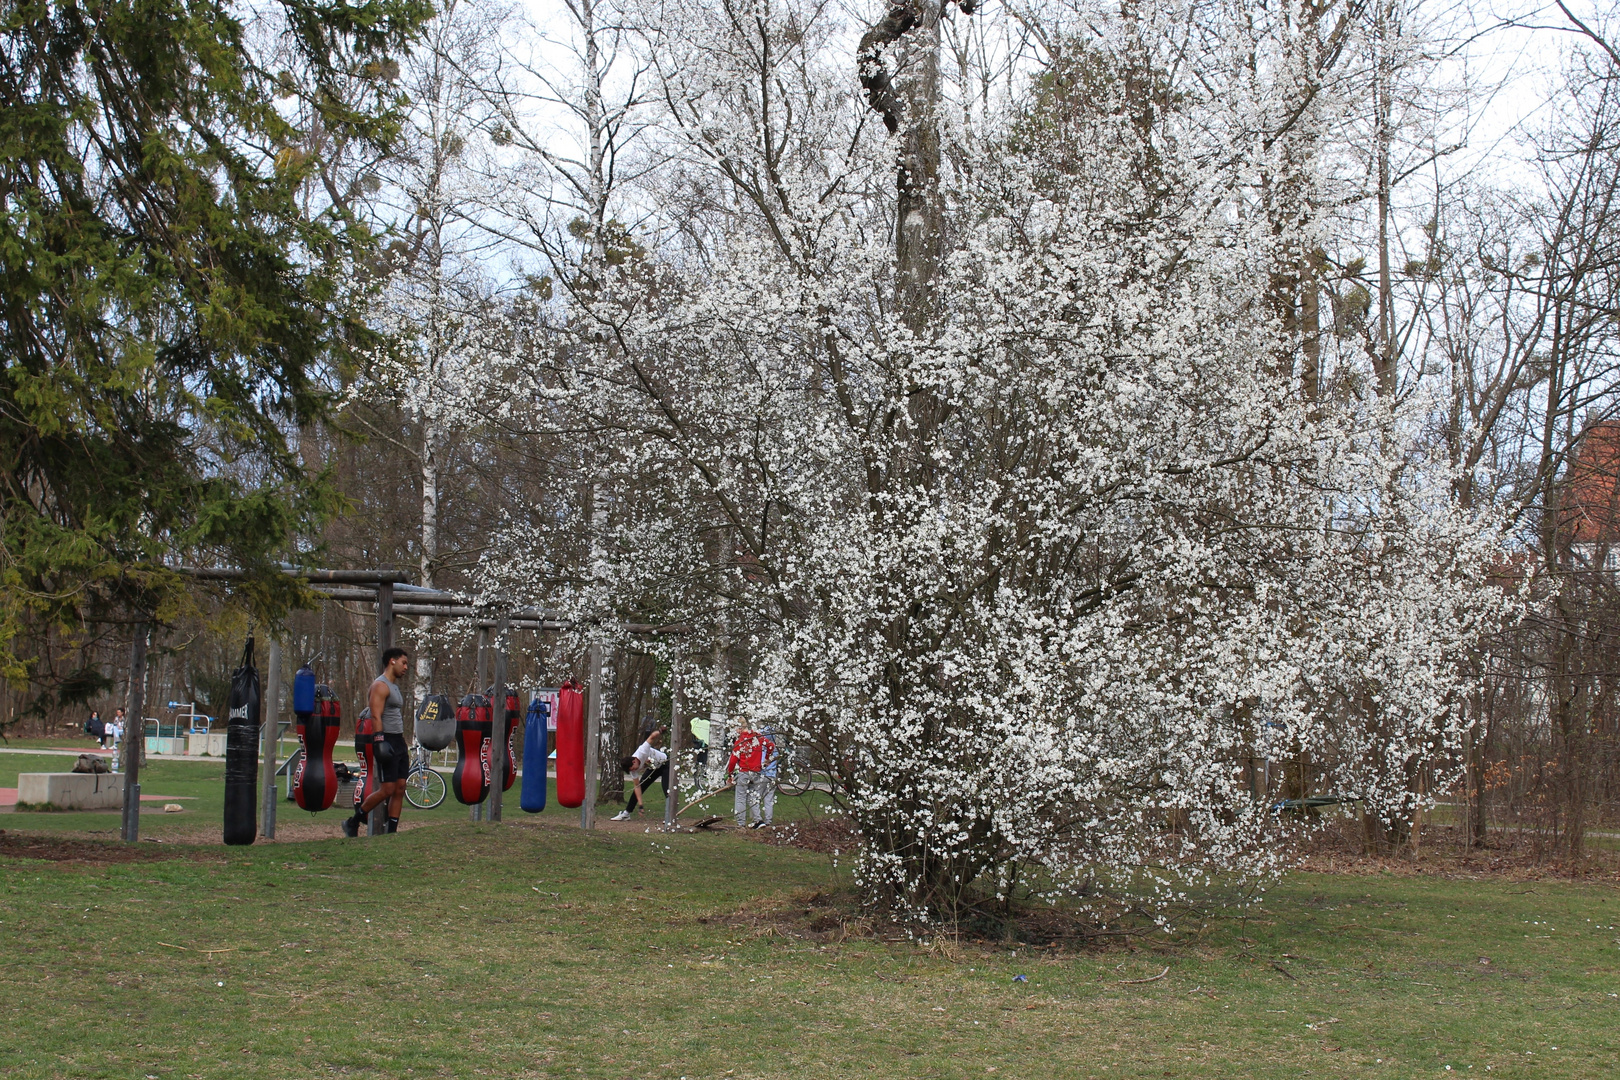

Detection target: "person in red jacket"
[727, 725, 776, 829]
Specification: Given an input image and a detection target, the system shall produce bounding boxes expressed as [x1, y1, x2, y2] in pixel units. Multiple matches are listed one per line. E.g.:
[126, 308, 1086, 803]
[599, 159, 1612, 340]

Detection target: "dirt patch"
[1298, 847, 1620, 882]
[0, 828, 221, 864]
[1300, 822, 1620, 882]
[752, 814, 859, 854]
[145, 816, 442, 845]
[707, 886, 871, 944]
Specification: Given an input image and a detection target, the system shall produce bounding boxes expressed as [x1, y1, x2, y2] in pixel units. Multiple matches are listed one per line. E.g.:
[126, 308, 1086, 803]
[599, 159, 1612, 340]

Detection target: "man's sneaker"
[611, 811, 632, 821]
[340, 815, 359, 838]
[748, 821, 763, 829]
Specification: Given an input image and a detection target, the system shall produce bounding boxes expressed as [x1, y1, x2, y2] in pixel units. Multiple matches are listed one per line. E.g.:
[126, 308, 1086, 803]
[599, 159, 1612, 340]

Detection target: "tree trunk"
[706, 635, 730, 790]
[1372, 0, 1397, 398]
[859, 1, 947, 332]
[1466, 691, 1490, 848]
[415, 417, 440, 708]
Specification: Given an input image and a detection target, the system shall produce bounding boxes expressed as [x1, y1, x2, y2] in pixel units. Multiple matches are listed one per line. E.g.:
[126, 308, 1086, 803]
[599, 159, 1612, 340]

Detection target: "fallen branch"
[1240, 950, 1299, 981]
[155, 941, 188, 951]
[676, 784, 735, 817]
[1121, 965, 1170, 984]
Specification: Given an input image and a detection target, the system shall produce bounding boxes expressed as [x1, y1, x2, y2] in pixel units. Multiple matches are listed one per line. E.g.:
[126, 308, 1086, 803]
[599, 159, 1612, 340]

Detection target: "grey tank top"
[372, 676, 405, 734]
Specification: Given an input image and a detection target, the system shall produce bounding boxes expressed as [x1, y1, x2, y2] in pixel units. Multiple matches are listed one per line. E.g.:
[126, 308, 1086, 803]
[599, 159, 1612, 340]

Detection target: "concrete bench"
[186, 733, 227, 757]
[17, 772, 125, 811]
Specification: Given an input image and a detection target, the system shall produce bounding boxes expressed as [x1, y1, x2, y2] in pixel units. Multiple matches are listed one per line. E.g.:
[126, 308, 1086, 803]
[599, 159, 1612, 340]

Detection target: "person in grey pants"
[727, 726, 777, 829]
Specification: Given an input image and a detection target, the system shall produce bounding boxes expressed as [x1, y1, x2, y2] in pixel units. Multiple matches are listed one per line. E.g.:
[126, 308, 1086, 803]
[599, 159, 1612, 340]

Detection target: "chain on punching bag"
[554, 680, 585, 809]
[520, 696, 550, 813]
[452, 693, 492, 805]
[223, 638, 261, 845]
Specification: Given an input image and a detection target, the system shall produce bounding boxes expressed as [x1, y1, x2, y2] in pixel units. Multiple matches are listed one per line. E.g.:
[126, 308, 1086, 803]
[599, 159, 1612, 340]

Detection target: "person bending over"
[343, 648, 411, 836]
[612, 725, 669, 821]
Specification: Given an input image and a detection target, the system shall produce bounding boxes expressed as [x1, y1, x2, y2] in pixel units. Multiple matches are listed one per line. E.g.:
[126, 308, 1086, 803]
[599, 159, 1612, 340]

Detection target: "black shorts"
[376, 733, 409, 783]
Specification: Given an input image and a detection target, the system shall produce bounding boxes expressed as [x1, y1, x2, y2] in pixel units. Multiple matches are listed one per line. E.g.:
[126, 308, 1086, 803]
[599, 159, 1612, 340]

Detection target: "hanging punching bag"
[292, 663, 316, 716]
[554, 680, 585, 809]
[452, 693, 492, 805]
[353, 708, 379, 815]
[295, 685, 342, 811]
[520, 696, 550, 813]
[415, 692, 455, 751]
[501, 690, 521, 792]
[222, 637, 261, 845]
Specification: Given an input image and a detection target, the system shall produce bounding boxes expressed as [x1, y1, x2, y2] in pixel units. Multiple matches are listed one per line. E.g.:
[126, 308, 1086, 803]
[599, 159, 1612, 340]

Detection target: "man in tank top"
[343, 647, 411, 836]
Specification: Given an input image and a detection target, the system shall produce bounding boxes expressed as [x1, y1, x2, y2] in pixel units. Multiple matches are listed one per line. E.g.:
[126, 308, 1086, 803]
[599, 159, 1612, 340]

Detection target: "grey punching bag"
[415, 693, 455, 751]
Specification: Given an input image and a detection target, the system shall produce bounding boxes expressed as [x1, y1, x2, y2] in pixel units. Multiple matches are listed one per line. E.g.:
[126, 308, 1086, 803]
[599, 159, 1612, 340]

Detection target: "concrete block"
[17, 772, 125, 810]
[187, 733, 227, 757]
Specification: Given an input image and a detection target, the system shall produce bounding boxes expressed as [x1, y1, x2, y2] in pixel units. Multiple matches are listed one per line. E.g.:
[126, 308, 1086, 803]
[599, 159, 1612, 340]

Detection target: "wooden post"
[120, 621, 150, 844]
[260, 637, 281, 839]
[583, 642, 602, 830]
[488, 624, 506, 823]
[376, 579, 395, 659]
[473, 626, 488, 822]
[664, 671, 681, 827]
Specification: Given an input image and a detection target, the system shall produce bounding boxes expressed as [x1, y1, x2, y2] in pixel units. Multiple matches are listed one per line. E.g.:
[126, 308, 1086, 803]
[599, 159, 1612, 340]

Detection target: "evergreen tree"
[0, 0, 430, 704]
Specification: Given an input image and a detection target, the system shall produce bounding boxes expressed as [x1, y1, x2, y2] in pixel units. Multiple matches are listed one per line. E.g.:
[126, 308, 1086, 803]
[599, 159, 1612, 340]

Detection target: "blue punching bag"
[520, 696, 549, 813]
[292, 663, 316, 716]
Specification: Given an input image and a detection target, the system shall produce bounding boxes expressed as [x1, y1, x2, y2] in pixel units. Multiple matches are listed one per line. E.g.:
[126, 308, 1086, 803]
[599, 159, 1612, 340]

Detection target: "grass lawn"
[2, 802, 1618, 1080]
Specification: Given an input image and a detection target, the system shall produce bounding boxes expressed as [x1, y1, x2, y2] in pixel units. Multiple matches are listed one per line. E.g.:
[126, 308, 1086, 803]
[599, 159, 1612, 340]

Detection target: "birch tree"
[344, 0, 514, 703]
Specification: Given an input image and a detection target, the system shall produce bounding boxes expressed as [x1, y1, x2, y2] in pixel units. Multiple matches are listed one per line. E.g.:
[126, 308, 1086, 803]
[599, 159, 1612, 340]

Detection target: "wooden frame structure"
[120, 565, 672, 842]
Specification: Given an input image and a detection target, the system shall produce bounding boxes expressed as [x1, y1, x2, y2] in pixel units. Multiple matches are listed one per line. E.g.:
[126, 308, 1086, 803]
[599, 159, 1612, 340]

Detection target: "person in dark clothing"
[342, 648, 410, 836]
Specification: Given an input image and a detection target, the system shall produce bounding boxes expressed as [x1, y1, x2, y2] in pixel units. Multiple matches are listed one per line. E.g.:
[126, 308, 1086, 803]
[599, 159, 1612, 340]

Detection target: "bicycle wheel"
[405, 765, 447, 810]
[776, 749, 812, 796]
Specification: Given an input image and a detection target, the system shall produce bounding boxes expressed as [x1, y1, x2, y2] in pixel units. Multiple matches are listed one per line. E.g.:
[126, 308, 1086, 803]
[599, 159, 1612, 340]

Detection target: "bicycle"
[774, 743, 814, 796]
[404, 742, 447, 810]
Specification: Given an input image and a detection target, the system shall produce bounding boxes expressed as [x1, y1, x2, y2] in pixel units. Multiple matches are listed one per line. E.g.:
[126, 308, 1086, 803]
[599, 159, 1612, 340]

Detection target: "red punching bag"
[294, 686, 342, 811]
[501, 691, 520, 792]
[352, 708, 379, 814]
[554, 680, 585, 809]
[452, 693, 492, 805]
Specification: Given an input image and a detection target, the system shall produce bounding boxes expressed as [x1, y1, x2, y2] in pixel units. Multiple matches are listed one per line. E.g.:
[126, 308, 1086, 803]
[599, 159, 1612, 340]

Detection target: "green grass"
[0, 735, 113, 750]
[1, 814, 1617, 1080]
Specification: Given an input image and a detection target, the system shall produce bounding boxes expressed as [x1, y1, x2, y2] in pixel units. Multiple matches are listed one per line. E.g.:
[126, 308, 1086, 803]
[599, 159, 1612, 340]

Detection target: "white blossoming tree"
[489, 0, 1512, 923]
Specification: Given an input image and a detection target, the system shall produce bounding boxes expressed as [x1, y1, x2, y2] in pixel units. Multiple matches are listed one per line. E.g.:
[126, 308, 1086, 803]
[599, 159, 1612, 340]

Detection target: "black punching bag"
[223, 637, 261, 845]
